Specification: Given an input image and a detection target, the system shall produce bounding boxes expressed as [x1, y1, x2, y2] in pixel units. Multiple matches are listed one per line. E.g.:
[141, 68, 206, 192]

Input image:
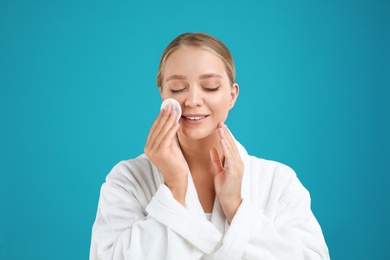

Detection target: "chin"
[180, 126, 217, 140]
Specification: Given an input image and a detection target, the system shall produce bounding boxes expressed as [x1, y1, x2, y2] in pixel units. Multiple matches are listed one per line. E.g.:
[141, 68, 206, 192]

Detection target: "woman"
[90, 32, 330, 259]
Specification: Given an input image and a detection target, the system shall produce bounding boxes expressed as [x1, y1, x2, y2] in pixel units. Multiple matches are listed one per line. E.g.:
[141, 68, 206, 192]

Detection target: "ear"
[229, 83, 239, 109]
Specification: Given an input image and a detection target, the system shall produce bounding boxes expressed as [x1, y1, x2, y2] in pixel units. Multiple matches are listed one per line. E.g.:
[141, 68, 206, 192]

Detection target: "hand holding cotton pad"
[160, 98, 182, 123]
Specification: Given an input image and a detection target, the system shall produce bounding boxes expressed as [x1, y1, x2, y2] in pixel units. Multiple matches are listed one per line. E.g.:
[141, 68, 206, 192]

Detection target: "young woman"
[90, 32, 330, 259]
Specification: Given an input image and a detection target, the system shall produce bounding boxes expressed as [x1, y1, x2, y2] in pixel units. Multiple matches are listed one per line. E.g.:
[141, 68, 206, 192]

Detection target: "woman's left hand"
[210, 122, 244, 223]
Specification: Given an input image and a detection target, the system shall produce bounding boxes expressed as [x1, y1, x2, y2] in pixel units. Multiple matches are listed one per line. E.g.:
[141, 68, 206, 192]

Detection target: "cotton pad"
[160, 98, 182, 123]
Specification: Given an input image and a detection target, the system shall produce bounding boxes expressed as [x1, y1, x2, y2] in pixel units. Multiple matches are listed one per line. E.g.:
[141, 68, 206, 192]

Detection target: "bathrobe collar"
[182, 129, 251, 234]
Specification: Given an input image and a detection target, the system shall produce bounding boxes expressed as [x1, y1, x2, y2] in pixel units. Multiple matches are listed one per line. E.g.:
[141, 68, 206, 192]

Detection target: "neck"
[177, 131, 223, 171]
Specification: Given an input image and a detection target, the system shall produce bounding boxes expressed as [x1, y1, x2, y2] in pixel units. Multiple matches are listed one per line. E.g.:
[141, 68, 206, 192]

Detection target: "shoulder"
[245, 155, 297, 184]
[235, 139, 298, 191]
[235, 139, 295, 180]
[248, 156, 295, 175]
[247, 156, 298, 189]
[243, 155, 308, 200]
[104, 154, 163, 194]
[109, 155, 155, 176]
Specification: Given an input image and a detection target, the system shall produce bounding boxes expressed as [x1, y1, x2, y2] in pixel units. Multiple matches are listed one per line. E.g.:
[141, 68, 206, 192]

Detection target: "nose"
[184, 86, 203, 108]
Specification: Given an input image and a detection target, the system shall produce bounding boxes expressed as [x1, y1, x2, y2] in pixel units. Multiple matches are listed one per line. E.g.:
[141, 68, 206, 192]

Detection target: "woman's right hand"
[144, 105, 188, 205]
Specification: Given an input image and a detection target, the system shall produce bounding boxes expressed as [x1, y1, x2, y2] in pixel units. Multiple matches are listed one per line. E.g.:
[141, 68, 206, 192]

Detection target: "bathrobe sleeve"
[90, 158, 222, 260]
[214, 160, 330, 260]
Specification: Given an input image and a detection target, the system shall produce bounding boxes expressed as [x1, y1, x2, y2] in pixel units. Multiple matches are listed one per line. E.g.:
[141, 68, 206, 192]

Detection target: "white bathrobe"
[90, 139, 330, 259]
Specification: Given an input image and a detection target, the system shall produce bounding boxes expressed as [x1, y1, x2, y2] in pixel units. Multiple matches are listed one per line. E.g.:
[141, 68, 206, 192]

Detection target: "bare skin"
[144, 47, 244, 223]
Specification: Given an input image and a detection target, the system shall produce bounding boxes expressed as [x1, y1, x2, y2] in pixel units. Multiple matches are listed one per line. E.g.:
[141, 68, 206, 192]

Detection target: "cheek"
[161, 89, 174, 100]
[209, 94, 231, 111]
[161, 91, 186, 106]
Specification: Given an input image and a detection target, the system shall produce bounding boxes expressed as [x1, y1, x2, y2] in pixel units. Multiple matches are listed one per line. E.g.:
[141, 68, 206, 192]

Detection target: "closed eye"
[171, 88, 185, 93]
[204, 87, 220, 92]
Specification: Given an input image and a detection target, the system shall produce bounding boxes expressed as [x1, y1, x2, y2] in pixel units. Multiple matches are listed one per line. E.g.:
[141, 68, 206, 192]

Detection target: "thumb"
[210, 148, 224, 175]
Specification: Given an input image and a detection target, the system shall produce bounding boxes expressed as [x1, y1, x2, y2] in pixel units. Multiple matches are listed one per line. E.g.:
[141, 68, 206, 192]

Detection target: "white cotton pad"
[160, 98, 182, 123]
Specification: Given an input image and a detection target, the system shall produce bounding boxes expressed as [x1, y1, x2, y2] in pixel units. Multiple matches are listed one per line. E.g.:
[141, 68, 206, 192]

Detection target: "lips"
[183, 116, 207, 120]
[182, 114, 209, 123]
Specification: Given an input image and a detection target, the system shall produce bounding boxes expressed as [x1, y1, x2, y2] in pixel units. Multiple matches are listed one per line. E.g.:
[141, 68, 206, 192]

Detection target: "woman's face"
[160, 46, 239, 140]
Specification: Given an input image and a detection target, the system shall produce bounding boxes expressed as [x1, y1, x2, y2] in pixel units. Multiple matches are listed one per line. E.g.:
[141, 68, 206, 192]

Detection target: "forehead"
[163, 47, 226, 77]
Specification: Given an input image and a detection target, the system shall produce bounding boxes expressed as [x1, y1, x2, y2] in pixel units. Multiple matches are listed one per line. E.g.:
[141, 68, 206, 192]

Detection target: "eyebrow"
[166, 75, 187, 82]
[199, 73, 223, 80]
[166, 73, 222, 82]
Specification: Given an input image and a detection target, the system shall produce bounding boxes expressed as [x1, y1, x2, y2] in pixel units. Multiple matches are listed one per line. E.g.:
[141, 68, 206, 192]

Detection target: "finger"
[158, 120, 180, 150]
[147, 105, 173, 145]
[219, 123, 242, 164]
[221, 123, 237, 152]
[210, 147, 224, 174]
[217, 125, 234, 159]
[216, 122, 243, 175]
[146, 108, 165, 145]
[220, 138, 234, 170]
[146, 108, 170, 152]
[151, 108, 178, 150]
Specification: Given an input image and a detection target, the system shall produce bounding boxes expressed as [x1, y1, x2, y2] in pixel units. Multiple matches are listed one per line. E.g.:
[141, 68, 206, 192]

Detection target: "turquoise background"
[1, 0, 389, 259]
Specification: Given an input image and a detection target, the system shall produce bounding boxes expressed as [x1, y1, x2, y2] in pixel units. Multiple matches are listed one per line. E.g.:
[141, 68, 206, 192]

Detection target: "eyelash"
[204, 87, 219, 92]
[171, 89, 184, 93]
[170, 86, 220, 93]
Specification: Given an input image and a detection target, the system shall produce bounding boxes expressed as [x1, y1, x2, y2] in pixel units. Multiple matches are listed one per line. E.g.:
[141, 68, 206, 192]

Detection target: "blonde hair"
[156, 32, 236, 89]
